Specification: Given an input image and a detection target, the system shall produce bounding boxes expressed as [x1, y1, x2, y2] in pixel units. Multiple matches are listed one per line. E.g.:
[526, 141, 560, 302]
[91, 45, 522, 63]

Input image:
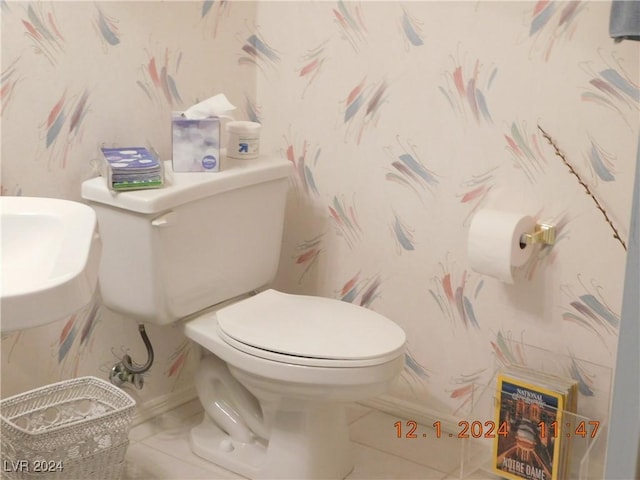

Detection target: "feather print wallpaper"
[1, 1, 638, 463]
[0, 0, 259, 404]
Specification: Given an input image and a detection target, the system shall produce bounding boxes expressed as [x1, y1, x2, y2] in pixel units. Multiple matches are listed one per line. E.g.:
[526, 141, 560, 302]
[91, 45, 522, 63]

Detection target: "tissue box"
[171, 113, 220, 172]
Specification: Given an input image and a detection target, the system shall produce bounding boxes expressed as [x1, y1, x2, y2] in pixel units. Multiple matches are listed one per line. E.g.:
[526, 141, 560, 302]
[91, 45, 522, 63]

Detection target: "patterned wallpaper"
[259, 0, 639, 421]
[1, 0, 639, 436]
[0, 0, 258, 403]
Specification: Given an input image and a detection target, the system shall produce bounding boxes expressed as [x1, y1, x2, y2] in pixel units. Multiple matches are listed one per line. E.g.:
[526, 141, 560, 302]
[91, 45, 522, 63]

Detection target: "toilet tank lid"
[217, 289, 407, 361]
[81, 156, 291, 214]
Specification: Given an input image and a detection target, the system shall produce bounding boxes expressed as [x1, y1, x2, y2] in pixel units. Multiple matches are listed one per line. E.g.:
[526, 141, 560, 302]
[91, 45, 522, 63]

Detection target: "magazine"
[493, 370, 577, 480]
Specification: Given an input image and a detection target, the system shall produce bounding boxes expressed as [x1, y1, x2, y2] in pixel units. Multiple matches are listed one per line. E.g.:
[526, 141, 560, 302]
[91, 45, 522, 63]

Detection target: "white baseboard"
[128, 388, 458, 435]
[130, 385, 199, 427]
[363, 393, 462, 435]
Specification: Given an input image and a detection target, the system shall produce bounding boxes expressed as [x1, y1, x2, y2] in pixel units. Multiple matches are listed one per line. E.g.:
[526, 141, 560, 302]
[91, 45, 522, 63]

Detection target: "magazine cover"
[493, 373, 565, 480]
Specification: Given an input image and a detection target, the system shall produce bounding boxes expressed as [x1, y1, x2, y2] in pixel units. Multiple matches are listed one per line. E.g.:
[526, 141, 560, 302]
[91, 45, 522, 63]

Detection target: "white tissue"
[467, 210, 536, 284]
[182, 93, 236, 120]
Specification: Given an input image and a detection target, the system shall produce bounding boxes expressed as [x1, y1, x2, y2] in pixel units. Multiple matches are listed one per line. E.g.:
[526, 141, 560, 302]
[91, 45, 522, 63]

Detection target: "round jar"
[226, 121, 261, 159]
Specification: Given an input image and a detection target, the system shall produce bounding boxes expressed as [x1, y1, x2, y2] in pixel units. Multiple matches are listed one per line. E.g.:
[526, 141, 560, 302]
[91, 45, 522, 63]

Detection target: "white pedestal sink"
[0, 196, 101, 332]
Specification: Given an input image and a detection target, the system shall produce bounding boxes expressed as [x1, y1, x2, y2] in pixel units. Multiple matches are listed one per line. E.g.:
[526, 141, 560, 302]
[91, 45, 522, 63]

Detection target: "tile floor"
[123, 399, 497, 480]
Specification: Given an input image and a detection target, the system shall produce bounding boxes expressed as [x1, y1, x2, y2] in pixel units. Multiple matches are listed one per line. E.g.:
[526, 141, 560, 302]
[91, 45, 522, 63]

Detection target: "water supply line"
[110, 324, 154, 389]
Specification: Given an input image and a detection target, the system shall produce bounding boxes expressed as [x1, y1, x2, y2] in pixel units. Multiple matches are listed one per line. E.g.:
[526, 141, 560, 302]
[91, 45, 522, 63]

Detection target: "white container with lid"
[226, 121, 261, 159]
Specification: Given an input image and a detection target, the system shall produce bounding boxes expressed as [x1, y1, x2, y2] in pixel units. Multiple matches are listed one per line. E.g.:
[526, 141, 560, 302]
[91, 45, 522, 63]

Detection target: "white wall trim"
[363, 394, 462, 435]
[130, 385, 198, 427]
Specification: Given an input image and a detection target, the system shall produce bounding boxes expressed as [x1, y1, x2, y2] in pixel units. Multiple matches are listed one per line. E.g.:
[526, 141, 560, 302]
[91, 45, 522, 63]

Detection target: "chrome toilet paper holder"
[520, 223, 556, 246]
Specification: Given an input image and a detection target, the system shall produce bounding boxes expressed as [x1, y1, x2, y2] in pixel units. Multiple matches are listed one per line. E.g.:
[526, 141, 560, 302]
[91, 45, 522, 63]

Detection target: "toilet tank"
[81, 156, 291, 325]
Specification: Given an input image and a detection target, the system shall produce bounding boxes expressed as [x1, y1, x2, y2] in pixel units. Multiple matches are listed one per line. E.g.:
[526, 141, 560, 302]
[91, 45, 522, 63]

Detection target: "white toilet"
[81, 155, 406, 479]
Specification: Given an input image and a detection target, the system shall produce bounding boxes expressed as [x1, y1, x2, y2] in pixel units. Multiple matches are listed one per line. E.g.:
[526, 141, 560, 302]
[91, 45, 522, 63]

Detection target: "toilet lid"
[216, 290, 406, 364]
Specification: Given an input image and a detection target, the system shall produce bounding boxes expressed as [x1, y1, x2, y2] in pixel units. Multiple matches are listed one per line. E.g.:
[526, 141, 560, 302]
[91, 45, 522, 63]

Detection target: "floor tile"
[127, 400, 490, 480]
[349, 410, 468, 474]
[442, 469, 501, 479]
[123, 443, 223, 480]
[348, 443, 447, 479]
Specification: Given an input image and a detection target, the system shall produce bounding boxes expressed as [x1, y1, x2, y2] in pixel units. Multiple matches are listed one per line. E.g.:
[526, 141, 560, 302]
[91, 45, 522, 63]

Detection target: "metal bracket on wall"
[520, 223, 556, 247]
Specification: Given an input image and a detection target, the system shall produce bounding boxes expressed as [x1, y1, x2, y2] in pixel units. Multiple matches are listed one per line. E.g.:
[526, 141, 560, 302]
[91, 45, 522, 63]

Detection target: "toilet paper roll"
[467, 210, 536, 283]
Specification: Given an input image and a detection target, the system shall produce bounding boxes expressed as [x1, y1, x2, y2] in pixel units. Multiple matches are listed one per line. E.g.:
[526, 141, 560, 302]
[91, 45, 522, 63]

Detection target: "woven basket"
[0, 376, 136, 480]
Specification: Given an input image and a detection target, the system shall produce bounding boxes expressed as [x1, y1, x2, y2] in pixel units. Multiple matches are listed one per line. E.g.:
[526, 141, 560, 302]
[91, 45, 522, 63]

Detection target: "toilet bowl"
[81, 156, 406, 479]
[184, 289, 405, 479]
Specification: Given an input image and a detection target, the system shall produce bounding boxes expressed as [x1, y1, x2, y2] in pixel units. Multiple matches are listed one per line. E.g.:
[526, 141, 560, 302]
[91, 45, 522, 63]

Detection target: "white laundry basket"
[0, 376, 136, 480]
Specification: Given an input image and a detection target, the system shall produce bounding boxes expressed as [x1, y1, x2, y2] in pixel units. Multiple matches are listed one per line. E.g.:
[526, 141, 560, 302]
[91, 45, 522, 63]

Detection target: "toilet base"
[190, 403, 354, 479]
[190, 415, 266, 478]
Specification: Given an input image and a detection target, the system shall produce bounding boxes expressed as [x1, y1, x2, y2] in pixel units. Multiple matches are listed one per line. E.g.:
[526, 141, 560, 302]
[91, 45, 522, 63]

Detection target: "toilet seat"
[211, 289, 406, 368]
[217, 326, 393, 368]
